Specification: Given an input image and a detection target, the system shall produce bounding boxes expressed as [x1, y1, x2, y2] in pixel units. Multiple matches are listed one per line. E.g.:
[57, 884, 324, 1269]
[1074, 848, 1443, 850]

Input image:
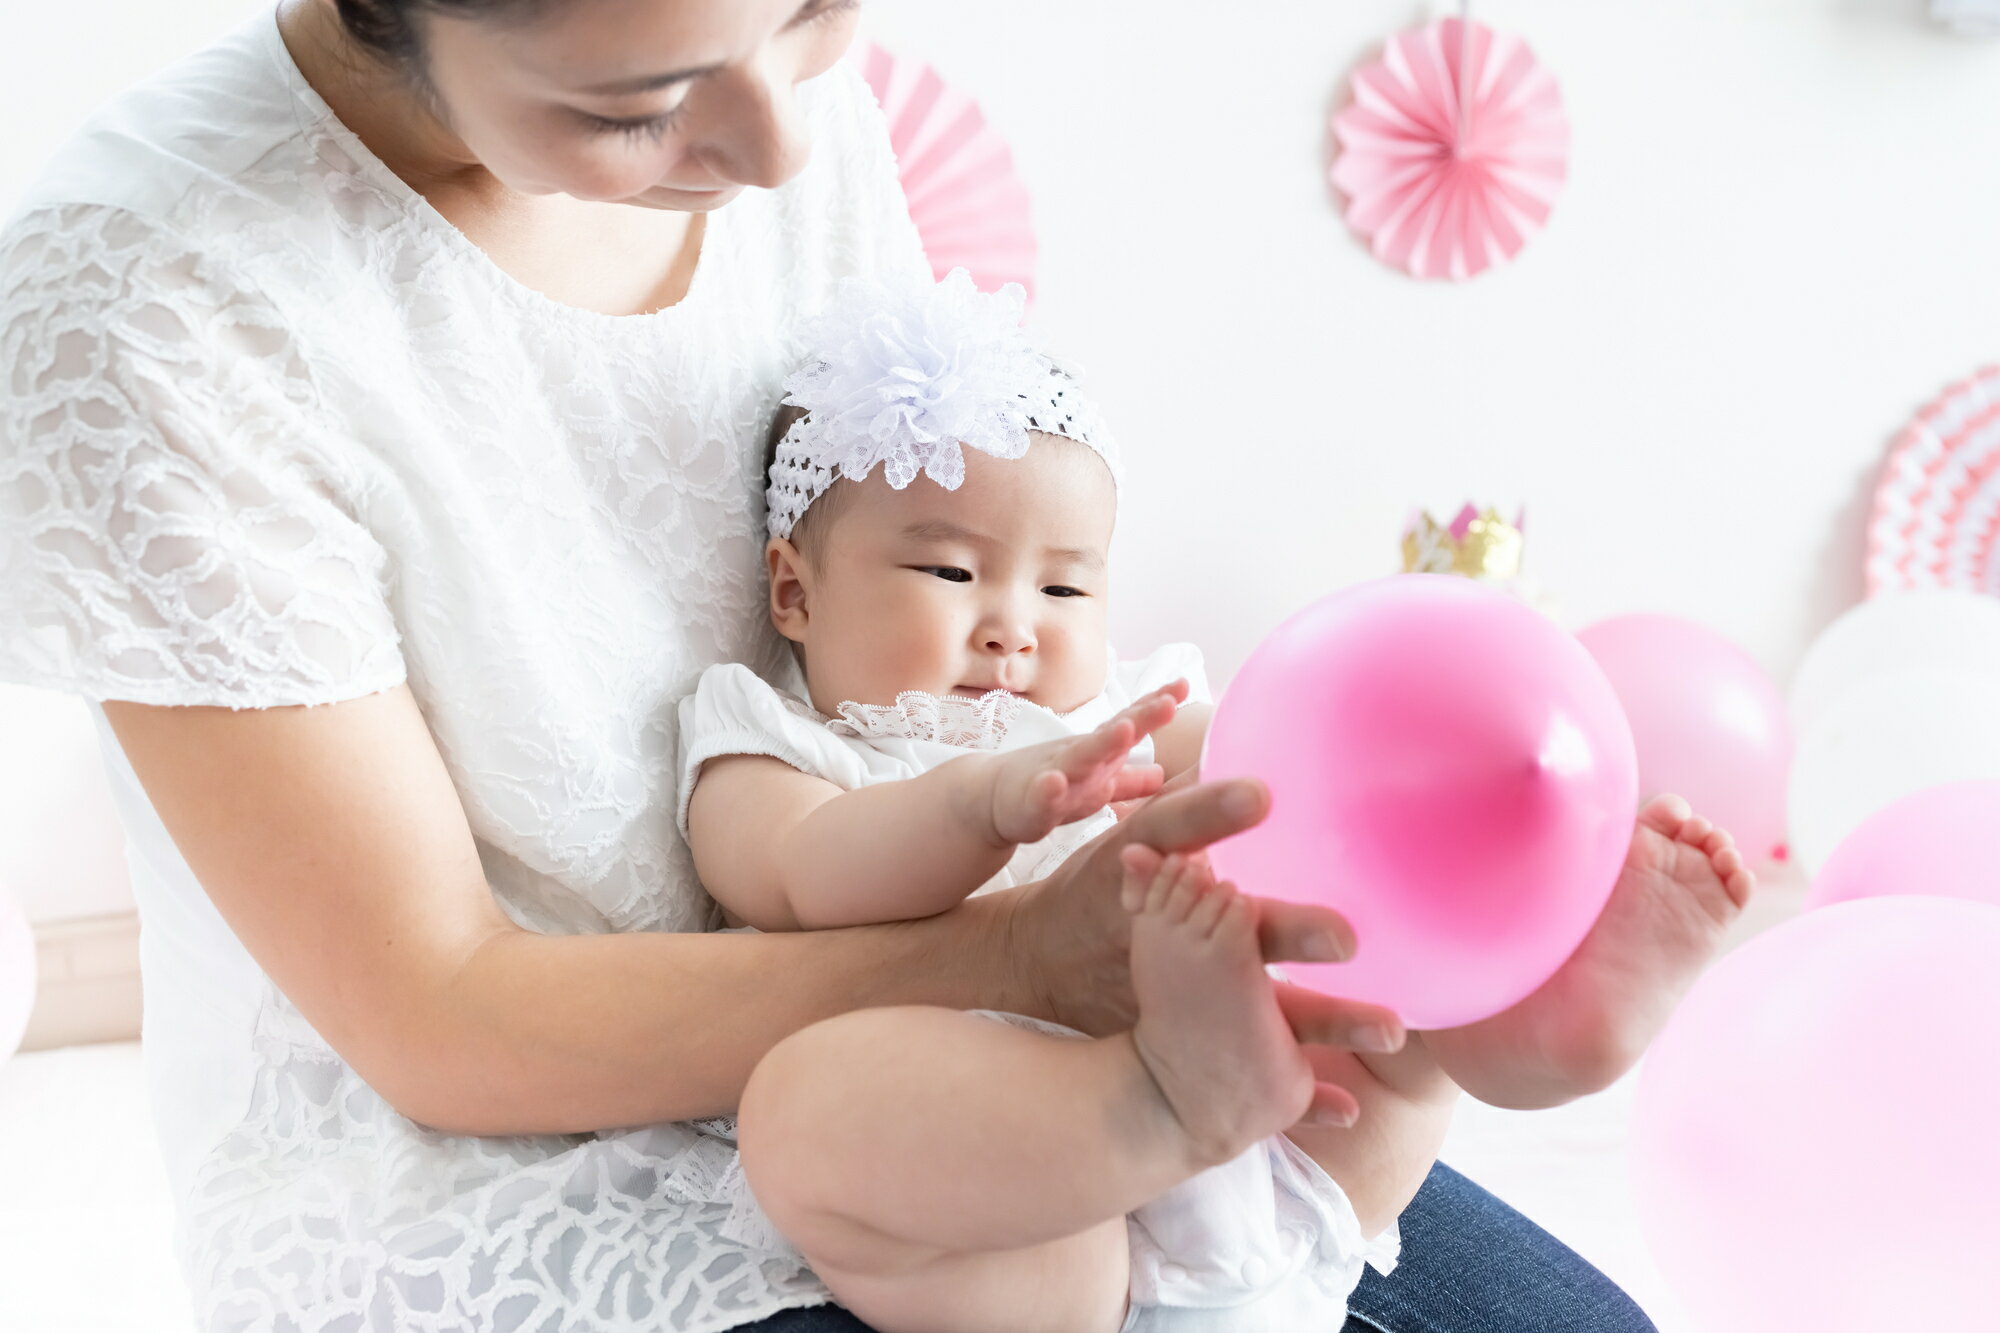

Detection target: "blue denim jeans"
[725, 1160, 1657, 1332]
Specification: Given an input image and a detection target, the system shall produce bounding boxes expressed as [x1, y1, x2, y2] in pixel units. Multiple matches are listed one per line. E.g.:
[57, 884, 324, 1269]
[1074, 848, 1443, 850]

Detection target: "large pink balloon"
[1200, 576, 1637, 1029]
[1804, 779, 2000, 912]
[1629, 895, 2000, 1330]
[1576, 614, 1791, 863]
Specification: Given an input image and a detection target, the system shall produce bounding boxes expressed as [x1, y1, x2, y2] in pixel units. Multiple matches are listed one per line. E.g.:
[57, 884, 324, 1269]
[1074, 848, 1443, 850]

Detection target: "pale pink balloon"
[1199, 575, 1637, 1029]
[1804, 779, 2000, 912]
[1576, 615, 1791, 863]
[1629, 895, 2000, 1331]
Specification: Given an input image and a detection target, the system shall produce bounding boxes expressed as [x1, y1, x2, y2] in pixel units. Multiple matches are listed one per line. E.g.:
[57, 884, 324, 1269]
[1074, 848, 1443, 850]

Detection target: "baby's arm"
[686, 684, 1187, 932]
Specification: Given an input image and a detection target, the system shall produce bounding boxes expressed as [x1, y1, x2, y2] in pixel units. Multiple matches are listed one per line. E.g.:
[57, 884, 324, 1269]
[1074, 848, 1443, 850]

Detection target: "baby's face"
[772, 433, 1116, 717]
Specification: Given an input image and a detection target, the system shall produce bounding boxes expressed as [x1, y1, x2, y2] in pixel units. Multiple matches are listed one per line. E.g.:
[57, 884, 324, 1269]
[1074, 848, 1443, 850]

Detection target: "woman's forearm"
[399, 891, 1030, 1136]
[775, 753, 1011, 928]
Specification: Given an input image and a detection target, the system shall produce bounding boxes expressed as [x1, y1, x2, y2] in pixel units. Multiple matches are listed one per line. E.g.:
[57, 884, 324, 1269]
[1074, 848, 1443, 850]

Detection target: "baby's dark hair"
[763, 401, 855, 565]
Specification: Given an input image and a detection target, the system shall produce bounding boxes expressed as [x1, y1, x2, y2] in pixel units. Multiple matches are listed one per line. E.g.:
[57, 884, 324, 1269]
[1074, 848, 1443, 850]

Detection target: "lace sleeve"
[0, 205, 406, 709]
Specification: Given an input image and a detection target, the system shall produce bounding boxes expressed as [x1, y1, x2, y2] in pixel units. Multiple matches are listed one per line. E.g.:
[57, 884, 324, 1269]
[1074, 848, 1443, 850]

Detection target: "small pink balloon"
[1805, 779, 2000, 912]
[1200, 575, 1637, 1029]
[1576, 614, 1791, 863]
[1629, 895, 2000, 1331]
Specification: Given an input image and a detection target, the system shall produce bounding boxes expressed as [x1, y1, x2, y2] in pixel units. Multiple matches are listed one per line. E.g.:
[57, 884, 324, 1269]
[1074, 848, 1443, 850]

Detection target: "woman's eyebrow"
[578, 63, 723, 96]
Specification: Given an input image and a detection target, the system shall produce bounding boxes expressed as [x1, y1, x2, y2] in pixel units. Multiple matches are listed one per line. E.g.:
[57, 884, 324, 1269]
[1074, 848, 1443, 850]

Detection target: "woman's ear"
[766, 537, 811, 643]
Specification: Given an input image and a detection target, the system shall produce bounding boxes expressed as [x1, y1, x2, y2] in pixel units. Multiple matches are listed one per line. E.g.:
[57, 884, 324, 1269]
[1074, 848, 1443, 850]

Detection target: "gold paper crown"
[1400, 505, 1526, 581]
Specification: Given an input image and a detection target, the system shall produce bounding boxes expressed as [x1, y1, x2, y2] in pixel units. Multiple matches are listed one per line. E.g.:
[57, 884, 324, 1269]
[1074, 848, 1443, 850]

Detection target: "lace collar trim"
[823, 687, 1098, 750]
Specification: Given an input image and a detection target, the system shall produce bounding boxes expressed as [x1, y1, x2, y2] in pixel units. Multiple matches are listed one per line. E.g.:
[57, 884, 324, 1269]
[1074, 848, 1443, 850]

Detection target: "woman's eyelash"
[581, 104, 688, 144]
[581, 1, 854, 143]
[798, 0, 861, 28]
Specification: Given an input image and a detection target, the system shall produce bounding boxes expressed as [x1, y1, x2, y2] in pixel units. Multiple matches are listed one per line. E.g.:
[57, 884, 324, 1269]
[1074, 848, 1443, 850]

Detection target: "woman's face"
[417, 0, 861, 208]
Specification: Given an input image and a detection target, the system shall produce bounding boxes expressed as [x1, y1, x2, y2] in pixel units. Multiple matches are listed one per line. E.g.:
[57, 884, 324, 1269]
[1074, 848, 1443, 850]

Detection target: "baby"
[677, 270, 1755, 1333]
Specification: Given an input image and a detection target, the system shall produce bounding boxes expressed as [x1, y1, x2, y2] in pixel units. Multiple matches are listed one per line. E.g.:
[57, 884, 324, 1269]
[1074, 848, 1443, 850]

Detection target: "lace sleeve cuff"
[0, 205, 406, 709]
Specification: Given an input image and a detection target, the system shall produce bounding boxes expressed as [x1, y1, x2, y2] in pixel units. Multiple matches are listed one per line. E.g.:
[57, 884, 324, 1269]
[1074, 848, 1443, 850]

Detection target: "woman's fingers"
[1255, 896, 1357, 967]
[1271, 979, 1407, 1054]
[1114, 775, 1270, 859]
[1297, 1080, 1361, 1129]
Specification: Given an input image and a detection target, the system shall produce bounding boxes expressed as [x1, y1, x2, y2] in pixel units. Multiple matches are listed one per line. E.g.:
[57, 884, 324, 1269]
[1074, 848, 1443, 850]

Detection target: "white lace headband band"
[765, 268, 1121, 543]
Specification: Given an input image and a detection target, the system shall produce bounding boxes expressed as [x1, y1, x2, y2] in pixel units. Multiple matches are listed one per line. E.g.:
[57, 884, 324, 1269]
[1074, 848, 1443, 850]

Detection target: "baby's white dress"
[675, 643, 1402, 1332]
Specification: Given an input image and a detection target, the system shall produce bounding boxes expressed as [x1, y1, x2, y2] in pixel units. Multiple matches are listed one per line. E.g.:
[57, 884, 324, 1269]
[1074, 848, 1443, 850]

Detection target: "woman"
[0, 1, 1656, 1329]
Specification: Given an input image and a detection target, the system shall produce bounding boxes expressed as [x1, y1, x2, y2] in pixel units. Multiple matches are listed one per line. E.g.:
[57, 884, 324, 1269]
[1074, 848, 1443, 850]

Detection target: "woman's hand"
[980, 683, 1185, 847]
[993, 771, 1408, 1124]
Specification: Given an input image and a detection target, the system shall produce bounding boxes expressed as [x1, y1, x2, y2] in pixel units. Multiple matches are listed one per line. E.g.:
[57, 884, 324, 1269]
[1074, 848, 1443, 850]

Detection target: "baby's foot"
[1432, 794, 1757, 1104]
[1123, 850, 1315, 1168]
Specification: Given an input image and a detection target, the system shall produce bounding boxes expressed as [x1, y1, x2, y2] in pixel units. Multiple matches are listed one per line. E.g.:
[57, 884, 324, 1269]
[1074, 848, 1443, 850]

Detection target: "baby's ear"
[766, 537, 810, 643]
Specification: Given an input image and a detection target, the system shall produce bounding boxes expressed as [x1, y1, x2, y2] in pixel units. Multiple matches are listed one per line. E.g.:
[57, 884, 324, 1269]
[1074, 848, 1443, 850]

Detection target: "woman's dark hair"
[334, 0, 546, 66]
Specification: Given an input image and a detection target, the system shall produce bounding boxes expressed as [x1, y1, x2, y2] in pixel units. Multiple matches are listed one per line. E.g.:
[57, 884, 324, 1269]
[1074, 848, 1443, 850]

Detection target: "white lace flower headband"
[765, 268, 1121, 543]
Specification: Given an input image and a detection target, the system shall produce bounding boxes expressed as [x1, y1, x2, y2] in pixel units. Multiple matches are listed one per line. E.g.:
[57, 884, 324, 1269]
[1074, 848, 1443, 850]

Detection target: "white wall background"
[4, 0, 1998, 922]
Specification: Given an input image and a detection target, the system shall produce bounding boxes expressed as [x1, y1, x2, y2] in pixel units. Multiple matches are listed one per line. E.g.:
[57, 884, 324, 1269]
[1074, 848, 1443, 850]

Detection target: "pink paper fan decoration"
[1330, 17, 1570, 281]
[850, 42, 1037, 303]
[1867, 365, 2000, 595]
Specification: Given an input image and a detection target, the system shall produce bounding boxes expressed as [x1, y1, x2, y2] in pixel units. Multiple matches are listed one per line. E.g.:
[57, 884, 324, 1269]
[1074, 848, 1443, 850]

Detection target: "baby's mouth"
[952, 684, 1016, 700]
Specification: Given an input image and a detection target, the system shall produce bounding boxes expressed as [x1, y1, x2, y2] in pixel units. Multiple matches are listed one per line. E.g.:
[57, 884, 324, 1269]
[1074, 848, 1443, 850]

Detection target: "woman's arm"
[102, 685, 1029, 1136]
[103, 685, 1403, 1138]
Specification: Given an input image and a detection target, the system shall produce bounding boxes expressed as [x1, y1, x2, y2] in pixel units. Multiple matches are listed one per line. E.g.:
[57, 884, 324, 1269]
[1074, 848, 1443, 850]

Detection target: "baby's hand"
[983, 681, 1189, 847]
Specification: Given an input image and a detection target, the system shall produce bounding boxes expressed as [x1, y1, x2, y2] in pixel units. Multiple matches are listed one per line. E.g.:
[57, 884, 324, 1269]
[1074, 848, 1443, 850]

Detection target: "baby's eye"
[920, 567, 972, 583]
[1043, 587, 1084, 598]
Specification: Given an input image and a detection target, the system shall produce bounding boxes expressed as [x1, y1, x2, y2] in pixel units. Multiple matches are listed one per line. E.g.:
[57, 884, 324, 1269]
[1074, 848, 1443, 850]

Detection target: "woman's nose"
[698, 59, 810, 190]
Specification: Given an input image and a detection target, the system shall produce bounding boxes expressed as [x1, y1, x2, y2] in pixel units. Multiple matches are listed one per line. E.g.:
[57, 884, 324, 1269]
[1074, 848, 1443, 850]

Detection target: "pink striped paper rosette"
[1866, 365, 2000, 595]
[850, 42, 1037, 302]
[1329, 17, 1569, 281]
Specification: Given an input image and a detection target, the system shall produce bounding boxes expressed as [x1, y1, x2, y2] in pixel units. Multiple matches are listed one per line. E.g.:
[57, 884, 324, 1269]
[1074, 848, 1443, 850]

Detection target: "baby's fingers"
[1114, 682, 1186, 741]
[1061, 717, 1143, 780]
[1108, 762, 1166, 805]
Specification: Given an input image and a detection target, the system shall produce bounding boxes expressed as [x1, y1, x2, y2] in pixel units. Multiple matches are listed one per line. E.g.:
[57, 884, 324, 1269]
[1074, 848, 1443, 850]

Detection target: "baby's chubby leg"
[735, 853, 1317, 1333]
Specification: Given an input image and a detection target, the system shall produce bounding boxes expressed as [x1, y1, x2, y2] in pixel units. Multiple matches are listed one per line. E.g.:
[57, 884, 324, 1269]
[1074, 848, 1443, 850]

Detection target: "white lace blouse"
[0, 7, 934, 1330]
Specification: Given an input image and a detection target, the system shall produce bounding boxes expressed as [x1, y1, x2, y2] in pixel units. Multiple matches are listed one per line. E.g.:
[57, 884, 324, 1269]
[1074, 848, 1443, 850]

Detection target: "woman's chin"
[628, 183, 745, 211]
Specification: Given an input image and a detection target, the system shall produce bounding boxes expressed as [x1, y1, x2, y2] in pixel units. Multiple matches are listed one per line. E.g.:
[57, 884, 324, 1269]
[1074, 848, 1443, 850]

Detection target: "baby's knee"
[740, 1005, 967, 1156]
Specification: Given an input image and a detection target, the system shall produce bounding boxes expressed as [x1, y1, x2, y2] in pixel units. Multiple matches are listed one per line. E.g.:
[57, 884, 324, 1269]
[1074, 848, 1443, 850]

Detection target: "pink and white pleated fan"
[850, 42, 1037, 302]
[1330, 18, 1569, 281]
[1867, 366, 2000, 596]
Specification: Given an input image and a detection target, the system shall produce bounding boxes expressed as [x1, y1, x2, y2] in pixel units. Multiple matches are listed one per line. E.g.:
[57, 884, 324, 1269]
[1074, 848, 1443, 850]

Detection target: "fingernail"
[1302, 932, 1346, 962]
[1223, 783, 1260, 819]
[1356, 1025, 1402, 1054]
[1311, 1106, 1358, 1128]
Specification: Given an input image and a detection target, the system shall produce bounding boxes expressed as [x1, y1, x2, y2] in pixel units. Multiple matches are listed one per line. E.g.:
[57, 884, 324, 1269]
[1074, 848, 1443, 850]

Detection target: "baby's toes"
[1712, 845, 1755, 910]
[1159, 854, 1207, 923]
[1184, 876, 1231, 935]
[1142, 853, 1186, 916]
[1678, 813, 1713, 847]
[1637, 793, 1694, 840]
